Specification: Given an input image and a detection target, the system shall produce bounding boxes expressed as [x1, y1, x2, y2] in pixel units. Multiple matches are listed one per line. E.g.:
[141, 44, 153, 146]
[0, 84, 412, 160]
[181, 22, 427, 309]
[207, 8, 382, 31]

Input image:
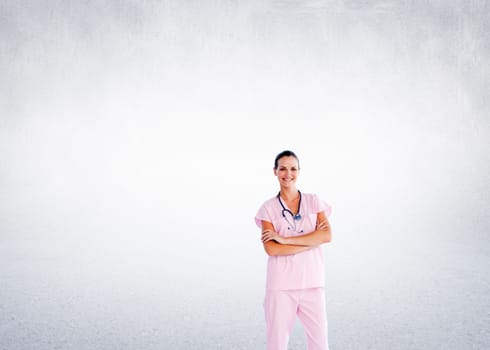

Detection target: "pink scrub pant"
[263, 287, 329, 350]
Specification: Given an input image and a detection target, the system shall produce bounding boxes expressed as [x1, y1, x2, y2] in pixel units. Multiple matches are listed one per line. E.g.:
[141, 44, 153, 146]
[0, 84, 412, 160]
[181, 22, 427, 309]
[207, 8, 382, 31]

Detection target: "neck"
[279, 187, 299, 201]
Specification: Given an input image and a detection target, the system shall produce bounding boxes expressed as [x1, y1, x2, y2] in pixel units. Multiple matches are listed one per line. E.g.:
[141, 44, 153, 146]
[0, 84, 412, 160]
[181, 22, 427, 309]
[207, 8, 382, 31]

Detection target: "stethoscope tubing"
[277, 191, 303, 232]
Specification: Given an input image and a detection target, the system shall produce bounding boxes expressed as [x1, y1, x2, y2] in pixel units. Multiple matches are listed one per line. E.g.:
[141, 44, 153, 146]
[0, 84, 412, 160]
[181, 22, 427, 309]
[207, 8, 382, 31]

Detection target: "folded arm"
[262, 212, 332, 248]
[261, 220, 315, 256]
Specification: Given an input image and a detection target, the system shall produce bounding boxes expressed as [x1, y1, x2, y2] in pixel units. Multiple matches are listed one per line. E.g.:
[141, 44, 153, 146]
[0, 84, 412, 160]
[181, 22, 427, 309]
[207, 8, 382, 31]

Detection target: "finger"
[261, 233, 272, 241]
[317, 221, 326, 227]
[318, 222, 329, 230]
[262, 232, 272, 239]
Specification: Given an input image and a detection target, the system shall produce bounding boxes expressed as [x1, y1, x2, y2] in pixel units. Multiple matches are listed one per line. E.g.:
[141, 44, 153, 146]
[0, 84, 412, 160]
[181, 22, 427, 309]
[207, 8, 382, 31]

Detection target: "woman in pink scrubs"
[255, 150, 332, 350]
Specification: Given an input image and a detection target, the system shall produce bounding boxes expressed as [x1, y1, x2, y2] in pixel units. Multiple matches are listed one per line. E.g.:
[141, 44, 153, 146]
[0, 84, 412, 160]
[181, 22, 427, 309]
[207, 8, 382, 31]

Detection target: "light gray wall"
[1, 1, 489, 349]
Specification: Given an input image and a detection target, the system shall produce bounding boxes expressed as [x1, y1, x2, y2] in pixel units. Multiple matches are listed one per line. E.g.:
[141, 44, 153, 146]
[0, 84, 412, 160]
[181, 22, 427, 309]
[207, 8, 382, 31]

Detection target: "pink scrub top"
[255, 192, 332, 291]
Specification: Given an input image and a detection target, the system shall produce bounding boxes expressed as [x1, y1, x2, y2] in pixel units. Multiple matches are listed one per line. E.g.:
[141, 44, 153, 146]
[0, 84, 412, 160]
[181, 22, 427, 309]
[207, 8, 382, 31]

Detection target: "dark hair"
[274, 150, 300, 169]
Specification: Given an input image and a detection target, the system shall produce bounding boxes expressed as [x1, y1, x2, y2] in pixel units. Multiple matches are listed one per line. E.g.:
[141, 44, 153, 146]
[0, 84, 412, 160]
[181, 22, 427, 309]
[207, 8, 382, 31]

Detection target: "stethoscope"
[277, 190, 304, 233]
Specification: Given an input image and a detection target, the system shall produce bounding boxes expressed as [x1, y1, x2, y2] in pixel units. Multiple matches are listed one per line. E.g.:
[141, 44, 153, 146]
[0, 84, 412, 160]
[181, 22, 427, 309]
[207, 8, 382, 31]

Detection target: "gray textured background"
[1, 1, 489, 349]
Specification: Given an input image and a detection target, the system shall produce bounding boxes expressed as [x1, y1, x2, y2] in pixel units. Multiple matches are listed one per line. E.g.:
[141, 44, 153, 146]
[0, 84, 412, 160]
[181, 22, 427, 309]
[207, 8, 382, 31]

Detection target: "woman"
[254, 150, 332, 350]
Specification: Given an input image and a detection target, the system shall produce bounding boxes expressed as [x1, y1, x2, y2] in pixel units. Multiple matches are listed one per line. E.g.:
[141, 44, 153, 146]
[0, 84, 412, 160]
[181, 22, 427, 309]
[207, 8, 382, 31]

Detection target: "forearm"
[263, 241, 314, 256]
[283, 229, 331, 247]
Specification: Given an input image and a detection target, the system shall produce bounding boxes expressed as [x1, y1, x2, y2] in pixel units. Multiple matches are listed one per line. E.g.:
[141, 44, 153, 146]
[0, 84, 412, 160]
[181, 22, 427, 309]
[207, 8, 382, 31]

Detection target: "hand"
[316, 220, 329, 231]
[261, 229, 287, 244]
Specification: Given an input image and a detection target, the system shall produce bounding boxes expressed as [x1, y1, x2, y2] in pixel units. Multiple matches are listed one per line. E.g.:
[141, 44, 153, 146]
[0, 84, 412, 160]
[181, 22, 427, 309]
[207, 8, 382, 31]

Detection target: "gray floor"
[1, 237, 488, 350]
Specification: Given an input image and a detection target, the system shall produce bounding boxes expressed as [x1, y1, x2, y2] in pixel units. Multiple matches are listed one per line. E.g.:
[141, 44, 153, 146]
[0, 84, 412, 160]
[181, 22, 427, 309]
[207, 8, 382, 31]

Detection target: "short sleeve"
[313, 194, 332, 217]
[254, 203, 271, 228]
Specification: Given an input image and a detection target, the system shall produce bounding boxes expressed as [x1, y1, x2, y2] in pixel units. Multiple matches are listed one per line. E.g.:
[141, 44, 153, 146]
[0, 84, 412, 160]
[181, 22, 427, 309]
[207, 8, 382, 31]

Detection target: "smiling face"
[274, 155, 300, 189]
